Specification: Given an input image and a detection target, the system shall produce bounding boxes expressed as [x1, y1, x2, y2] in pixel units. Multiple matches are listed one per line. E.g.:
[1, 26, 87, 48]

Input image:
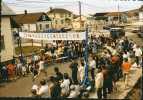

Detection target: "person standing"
[16, 60, 22, 77]
[122, 58, 131, 89]
[89, 56, 96, 80]
[50, 77, 62, 98]
[60, 73, 71, 97]
[54, 67, 63, 82]
[69, 60, 78, 84]
[7, 63, 15, 80]
[101, 65, 111, 99]
[95, 68, 104, 99]
[78, 59, 85, 83]
[133, 45, 142, 67]
[1, 65, 8, 81]
[38, 58, 47, 77]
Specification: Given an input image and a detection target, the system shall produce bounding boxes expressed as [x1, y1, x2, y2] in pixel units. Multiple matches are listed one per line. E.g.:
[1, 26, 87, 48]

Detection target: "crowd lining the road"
[0, 34, 143, 99]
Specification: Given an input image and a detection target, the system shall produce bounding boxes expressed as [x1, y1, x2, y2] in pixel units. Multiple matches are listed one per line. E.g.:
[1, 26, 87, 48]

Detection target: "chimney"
[24, 10, 27, 14]
[50, 7, 52, 11]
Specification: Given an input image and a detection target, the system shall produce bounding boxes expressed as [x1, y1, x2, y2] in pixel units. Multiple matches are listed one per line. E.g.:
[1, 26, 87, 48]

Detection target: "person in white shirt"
[123, 51, 130, 61]
[32, 84, 39, 92]
[37, 79, 49, 97]
[38, 58, 47, 77]
[34, 55, 40, 62]
[22, 65, 27, 76]
[16, 60, 22, 76]
[78, 59, 85, 83]
[133, 46, 142, 66]
[95, 68, 104, 99]
[89, 56, 96, 80]
[68, 84, 80, 98]
[60, 73, 70, 97]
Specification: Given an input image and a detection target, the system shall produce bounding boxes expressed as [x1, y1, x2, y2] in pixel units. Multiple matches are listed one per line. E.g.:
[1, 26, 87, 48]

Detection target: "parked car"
[138, 26, 143, 38]
[131, 29, 139, 33]
[61, 27, 71, 32]
[110, 28, 125, 39]
[138, 32, 143, 38]
[103, 24, 116, 30]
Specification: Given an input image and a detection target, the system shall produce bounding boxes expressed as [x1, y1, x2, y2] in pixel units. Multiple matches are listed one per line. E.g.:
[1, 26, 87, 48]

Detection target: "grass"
[15, 46, 41, 56]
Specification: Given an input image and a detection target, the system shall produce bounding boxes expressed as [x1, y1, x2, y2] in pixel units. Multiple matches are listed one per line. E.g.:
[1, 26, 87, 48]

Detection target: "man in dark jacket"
[69, 60, 78, 84]
[54, 67, 63, 82]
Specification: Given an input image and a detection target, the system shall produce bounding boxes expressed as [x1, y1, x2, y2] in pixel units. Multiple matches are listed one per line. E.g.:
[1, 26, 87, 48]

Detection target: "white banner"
[19, 32, 86, 40]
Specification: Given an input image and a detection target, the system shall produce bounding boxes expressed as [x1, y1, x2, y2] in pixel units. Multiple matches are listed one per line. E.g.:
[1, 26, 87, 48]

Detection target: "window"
[42, 15, 46, 21]
[69, 13, 71, 17]
[55, 20, 58, 24]
[0, 35, 5, 51]
[39, 24, 42, 30]
[46, 24, 49, 28]
[65, 14, 67, 17]
[60, 14, 63, 18]
[61, 20, 64, 24]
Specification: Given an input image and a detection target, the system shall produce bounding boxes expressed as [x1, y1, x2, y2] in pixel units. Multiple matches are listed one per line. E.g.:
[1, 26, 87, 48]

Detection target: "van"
[138, 26, 143, 38]
[110, 28, 125, 39]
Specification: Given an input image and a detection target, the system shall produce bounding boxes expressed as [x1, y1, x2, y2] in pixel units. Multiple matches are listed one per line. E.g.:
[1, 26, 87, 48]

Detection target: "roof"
[1, 2, 15, 16]
[13, 12, 51, 24]
[110, 28, 122, 30]
[47, 8, 72, 14]
[93, 13, 108, 17]
[105, 12, 123, 17]
[139, 5, 143, 11]
[73, 16, 87, 21]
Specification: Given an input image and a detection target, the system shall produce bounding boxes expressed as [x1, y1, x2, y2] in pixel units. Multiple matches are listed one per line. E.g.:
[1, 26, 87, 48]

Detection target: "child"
[22, 65, 27, 76]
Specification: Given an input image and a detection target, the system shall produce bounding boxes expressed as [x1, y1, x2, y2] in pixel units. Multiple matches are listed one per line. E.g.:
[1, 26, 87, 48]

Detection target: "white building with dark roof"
[47, 8, 74, 30]
[1, 2, 15, 63]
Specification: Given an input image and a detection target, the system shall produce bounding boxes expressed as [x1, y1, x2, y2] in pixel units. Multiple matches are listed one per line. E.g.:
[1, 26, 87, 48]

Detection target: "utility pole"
[79, 1, 82, 30]
[118, 3, 120, 24]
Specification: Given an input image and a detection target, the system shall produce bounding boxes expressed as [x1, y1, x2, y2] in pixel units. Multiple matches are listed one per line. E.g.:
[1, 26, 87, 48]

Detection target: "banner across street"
[19, 32, 86, 40]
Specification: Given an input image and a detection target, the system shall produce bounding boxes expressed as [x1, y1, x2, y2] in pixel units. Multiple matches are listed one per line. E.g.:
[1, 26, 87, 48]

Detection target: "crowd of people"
[0, 34, 143, 99]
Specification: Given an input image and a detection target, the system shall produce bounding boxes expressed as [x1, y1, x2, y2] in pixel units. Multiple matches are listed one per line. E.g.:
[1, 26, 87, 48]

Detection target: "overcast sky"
[3, 0, 143, 15]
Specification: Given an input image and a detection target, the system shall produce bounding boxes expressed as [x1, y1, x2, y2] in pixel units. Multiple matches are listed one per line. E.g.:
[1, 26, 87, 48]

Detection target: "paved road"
[0, 62, 73, 97]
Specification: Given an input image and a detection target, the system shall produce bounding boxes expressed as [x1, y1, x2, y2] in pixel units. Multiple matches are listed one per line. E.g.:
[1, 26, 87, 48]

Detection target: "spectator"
[7, 63, 15, 80]
[38, 58, 47, 77]
[101, 65, 109, 99]
[95, 68, 103, 99]
[89, 56, 96, 80]
[22, 65, 27, 76]
[37, 79, 49, 97]
[133, 45, 142, 67]
[68, 84, 80, 98]
[50, 77, 61, 98]
[122, 58, 131, 89]
[60, 73, 71, 97]
[78, 59, 85, 83]
[30, 89, 38, 97]
[69, 60, 78, 84]
[54, 67, 63, 82]
[16, 60, 22, 77]
[1, 65, 8, 81]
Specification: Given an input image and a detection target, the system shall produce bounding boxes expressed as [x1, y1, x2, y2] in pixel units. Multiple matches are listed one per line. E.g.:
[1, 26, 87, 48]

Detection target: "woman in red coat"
[7, 63, 15, 80]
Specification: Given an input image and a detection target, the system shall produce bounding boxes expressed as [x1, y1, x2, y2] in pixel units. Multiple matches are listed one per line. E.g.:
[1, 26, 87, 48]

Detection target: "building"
[105, 12, 125, 24]
[139, 5, 143, 21]
[72, 15, 87, 31]
[92, 13, 108, 30]
[13, 11, 52, 32]
[47, 8, 74, 30]
[1, 2, 15, 63]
